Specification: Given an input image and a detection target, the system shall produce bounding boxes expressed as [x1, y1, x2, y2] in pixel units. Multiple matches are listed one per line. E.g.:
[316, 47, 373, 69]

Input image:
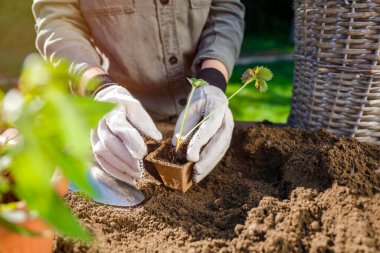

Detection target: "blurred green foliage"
[0, 55, 113, 239]
[241, 35, 293, 56]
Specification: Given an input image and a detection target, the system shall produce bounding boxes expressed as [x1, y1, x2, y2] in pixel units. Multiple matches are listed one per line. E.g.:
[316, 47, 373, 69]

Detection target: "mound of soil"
[243, 126, 380, 197]
[54, 125, 380, 253]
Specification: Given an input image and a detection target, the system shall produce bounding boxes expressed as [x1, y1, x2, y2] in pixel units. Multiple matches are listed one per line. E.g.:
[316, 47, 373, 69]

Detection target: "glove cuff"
[86, 74, 116, 97]
[196, 68, 227, 92]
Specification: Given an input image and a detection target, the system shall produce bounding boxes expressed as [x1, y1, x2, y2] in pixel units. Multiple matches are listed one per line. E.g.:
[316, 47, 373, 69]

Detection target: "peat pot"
[145, 141, 194, 193]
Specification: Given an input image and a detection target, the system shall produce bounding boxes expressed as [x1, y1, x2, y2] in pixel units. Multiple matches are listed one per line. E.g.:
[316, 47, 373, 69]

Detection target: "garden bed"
[54, 124, 380, 252]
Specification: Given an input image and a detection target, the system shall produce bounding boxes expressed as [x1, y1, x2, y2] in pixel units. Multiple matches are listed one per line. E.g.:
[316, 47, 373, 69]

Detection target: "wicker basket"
[288, 0, 380, 144]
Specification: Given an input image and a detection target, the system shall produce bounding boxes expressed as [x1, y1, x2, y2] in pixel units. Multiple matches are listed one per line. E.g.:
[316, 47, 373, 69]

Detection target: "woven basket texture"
[288, 0, 380, 144]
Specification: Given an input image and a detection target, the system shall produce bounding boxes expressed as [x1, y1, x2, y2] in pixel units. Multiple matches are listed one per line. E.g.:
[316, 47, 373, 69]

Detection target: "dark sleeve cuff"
[86, 74, 115, 96]
[195, 68, 227, 92]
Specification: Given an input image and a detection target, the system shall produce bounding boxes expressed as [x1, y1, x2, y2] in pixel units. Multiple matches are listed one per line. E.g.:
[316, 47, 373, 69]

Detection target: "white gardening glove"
[92, 85, 162, 185]
[172, 85, 234, 183]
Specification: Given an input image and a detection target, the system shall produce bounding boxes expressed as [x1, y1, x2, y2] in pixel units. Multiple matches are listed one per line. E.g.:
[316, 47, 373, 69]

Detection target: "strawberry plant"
[175, 66, 273, 149]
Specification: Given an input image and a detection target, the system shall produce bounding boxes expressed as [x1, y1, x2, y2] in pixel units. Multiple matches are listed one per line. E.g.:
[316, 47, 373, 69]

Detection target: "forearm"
[192, 0, 245, 78]
[33, 0, 102, 86]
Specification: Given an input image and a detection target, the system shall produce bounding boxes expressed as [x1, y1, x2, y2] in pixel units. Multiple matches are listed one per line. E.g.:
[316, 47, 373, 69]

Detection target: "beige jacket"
[32, 0, 245, 120]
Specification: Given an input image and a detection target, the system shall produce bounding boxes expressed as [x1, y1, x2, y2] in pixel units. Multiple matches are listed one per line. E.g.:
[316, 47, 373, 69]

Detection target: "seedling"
[146, 66, 273, 193]
[175, 66, 273, 150]
[175, 78, 209, 151]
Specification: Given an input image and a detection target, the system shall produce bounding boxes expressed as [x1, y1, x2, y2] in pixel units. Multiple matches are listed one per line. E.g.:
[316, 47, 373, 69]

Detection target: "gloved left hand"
[172, 84, 234, 183]
[91, 84, 162, 185]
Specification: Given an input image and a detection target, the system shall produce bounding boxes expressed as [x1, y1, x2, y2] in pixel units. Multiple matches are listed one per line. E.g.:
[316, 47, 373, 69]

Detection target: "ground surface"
[55, 124, 380, 253]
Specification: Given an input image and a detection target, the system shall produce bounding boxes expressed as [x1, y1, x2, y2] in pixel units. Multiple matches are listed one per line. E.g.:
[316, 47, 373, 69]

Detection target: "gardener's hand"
[91, 84, 162, 185]
[172, 82, 234, 183]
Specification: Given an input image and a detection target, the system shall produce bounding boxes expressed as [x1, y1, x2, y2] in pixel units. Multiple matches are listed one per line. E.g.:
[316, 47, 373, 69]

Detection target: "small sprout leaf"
[241, 66, 273, 93]
[187, 78, 209, 88]
[186, 77, 194, 85]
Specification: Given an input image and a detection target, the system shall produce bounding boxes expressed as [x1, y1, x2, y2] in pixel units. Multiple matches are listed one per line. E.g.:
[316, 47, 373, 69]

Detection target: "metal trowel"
[69, 164, 145, 207]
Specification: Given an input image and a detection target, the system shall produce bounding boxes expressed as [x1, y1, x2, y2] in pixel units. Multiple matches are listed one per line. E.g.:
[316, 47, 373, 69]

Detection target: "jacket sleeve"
[192, 0, 245, 78]
[32, 0, 102, 80]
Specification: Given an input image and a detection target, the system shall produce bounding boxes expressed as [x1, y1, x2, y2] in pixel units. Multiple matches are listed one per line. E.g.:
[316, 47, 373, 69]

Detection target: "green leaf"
[241, 66, 273, 93]
[255, 79, 268, 93]
[44, 88, 91, 159]
[19, 54, 70, 95]
[256, 66, 273, 81]
[70, 96, 114, 127]
[41, 192, 92, 240]
[0, 175, 10, 195]
[42, 92, 113, 195]
[11, 150, 91, 241]
[187, 78, 209, 88]
[11, 148, 57, 215]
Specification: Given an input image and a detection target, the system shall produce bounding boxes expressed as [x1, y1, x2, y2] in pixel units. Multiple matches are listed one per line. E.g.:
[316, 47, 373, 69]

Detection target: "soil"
[155, 140, 188, 165]
[54, 124, 380, 253]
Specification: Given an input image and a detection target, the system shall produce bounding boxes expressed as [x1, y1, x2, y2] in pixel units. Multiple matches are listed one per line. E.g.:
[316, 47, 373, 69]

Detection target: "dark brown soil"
[243, 126, 380, 197]
[0, 171, 18, 204]
[155, 140, 188, 165]
[54, 124, 380, 253]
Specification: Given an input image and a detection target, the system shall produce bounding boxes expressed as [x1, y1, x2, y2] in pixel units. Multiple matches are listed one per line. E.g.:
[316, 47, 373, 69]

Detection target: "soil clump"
[155, 140, 188, 165]
[54, 124, 380, 253]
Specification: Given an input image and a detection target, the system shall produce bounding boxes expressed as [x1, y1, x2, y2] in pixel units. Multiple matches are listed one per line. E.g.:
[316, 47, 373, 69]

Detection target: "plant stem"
[180, 80, 252, 145]
[176, 87, 196, 151]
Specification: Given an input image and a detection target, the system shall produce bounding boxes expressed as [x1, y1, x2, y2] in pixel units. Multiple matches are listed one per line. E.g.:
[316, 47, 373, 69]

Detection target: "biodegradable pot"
[145, 141, 194, 193]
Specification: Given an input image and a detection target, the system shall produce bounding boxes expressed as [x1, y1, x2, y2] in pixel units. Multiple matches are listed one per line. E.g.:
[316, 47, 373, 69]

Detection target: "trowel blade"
[69, 165, 145, 207]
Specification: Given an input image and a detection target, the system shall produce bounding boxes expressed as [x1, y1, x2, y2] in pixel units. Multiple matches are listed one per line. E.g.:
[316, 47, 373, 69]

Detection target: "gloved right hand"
[91, 85, 162, 185]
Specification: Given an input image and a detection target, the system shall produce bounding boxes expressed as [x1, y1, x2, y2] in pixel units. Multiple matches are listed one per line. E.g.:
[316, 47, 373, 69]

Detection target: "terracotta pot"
[0, 215, 54, 253]
[0, 178, 69, 253]
[145, 141, 194, 193]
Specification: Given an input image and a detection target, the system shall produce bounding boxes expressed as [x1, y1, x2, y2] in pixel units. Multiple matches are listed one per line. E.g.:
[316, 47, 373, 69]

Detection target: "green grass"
[240, 34, 294, 56]
[227, 60, 293, 123]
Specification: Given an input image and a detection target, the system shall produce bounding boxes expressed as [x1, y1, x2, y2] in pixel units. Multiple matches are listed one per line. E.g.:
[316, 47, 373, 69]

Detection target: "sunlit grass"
[227, 60, 293, 123]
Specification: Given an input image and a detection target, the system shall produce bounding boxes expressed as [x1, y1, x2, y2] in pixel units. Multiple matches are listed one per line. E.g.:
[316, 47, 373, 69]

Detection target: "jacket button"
[160, 0, 169, 5]
[169, 55, 178, 65]
[179, 98, 187, 106]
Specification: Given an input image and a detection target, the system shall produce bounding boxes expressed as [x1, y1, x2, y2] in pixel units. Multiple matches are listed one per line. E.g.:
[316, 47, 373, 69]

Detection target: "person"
[32, 0, 245, 185]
